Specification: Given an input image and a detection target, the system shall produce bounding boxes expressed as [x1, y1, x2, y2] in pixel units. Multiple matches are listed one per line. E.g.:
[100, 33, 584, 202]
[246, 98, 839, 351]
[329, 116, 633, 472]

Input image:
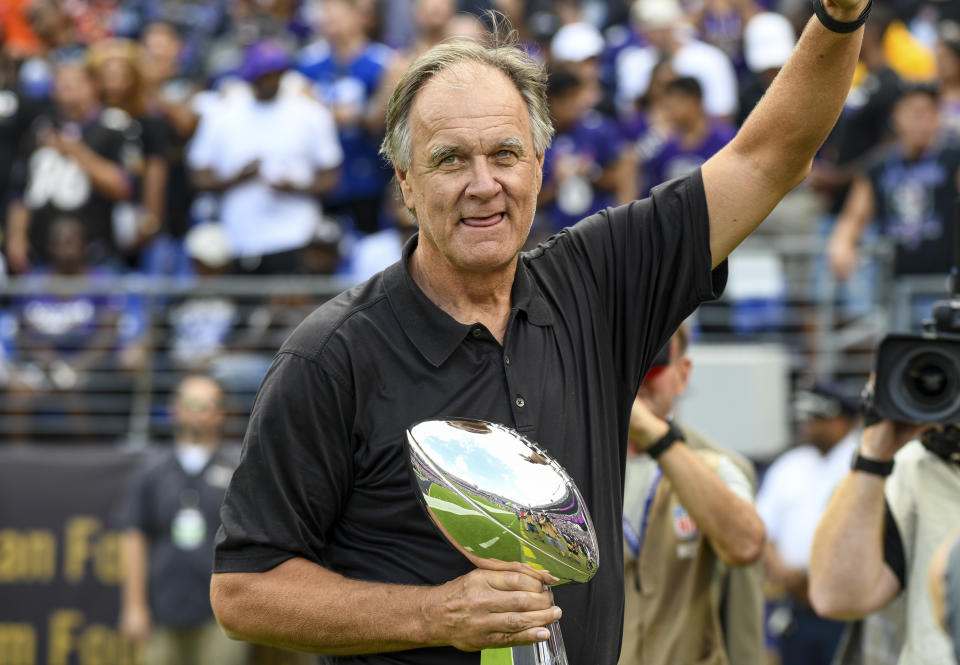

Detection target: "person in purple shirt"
[537, 67, 635, 235]
[642, 76, 736, 196]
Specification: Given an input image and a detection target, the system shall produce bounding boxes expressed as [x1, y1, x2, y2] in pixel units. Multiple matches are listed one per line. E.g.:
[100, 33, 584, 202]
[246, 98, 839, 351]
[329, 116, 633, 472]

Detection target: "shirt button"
[504, 355, 511, 365]
[515, 396, 526, 408]
[472, 328, 482, 338]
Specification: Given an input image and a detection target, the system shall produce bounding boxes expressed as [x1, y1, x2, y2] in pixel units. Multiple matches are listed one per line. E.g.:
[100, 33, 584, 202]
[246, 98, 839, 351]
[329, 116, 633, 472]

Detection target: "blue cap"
[240, 40, 291, 82]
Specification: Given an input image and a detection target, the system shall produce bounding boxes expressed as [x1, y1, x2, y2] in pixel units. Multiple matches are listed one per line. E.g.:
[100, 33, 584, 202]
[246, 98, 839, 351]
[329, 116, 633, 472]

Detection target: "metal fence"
[1, 237, 946, 446]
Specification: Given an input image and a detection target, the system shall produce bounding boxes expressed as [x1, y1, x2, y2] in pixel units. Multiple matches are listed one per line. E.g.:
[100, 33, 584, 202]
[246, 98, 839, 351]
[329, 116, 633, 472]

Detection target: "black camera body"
[874, 300, 960, 423]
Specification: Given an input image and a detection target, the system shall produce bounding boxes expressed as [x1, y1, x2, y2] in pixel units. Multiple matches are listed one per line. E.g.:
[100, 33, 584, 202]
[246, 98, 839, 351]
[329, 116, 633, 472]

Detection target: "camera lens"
[899, 350, 960, 416]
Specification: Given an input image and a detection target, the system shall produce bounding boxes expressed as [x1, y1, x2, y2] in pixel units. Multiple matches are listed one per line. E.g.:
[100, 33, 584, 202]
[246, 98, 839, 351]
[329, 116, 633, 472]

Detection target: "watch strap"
[811, 0, 873, 34]
[851, 450, 894, 477]
[647, 422, 684, 459]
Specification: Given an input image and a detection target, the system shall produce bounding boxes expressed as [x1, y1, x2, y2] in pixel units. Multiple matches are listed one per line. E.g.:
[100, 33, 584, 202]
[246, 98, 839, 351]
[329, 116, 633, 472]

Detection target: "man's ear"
[395, 167, 416, 212]
[535, 152, 545, 193]
[677, 356, 693, 394]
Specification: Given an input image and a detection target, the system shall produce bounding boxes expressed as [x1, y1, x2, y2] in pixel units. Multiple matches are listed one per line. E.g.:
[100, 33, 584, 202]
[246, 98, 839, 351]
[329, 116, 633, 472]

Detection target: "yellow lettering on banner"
[46, 611, 141, 665]
[0, 623, 35, 665]
[0, 530, 55, 583]
[48, 610, 82, 665]
[63, 519, 122, 585]
[64, 519, 98, 584]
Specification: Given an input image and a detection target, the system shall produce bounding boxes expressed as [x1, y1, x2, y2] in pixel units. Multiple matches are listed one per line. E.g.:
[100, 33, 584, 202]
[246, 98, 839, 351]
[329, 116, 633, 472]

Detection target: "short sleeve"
[185, 111, 219, 170]
[557, 169, 727, 389]
[713, 455, 754, 503]
[214, 351, 356, 573]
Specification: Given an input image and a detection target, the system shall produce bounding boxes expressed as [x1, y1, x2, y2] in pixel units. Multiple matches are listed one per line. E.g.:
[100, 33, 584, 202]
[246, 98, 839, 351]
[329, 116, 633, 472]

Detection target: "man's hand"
[425, 564, 560, 651]
[120, 603, 152, 644]
[859, 419, 930, 462]
[827, 234, 857, 281]
[628, 397, 670, 453]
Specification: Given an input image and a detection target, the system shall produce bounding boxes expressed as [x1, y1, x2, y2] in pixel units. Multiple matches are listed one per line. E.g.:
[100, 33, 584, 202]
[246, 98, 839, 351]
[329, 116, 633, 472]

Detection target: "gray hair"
[379, 18, 553, 172]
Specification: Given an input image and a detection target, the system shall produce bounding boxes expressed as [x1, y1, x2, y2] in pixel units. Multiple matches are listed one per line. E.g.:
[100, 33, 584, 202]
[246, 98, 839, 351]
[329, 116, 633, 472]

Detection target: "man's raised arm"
[702, 0, 868, 267]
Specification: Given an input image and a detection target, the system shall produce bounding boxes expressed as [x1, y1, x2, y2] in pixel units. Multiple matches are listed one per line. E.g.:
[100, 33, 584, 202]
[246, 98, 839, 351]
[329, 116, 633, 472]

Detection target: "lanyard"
[622, 467, 662, 558]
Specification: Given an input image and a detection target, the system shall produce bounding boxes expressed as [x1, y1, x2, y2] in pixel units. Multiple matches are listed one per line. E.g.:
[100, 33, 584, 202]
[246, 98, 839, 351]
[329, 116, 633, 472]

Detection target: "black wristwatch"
[811, 0, 873, 34]
[647, 422, 684, 459]
[850, 449, 894, 477]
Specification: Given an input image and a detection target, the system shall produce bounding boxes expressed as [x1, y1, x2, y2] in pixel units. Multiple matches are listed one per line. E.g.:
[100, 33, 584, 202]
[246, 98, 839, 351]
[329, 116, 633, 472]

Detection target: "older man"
[211, 4, 874, 663]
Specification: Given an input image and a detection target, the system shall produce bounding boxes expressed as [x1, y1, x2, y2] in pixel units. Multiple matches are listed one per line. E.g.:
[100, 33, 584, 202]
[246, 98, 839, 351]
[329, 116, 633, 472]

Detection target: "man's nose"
[465, 158, 502, 199]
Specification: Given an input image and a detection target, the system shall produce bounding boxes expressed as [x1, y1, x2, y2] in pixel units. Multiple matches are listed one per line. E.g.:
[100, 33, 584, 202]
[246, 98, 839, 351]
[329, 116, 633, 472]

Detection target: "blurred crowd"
[0, 0, 959, 427]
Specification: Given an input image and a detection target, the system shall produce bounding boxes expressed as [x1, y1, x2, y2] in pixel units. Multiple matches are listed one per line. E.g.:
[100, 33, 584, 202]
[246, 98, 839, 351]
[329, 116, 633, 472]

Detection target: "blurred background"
[0, 0, 958, 663]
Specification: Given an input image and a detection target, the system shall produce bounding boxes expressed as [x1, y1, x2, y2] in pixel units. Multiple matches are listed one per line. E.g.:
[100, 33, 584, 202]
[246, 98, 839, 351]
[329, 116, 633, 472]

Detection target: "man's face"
[397, 63, 544, 274]
[53, 64, 98, 118]
[253, 70, 283, 100]
[636, 342, 691, 420]
[893, 92, 940, 153]
[173, 377, 224, 441]
[322, 0, 363, 43]
[663, 91, 701, 131]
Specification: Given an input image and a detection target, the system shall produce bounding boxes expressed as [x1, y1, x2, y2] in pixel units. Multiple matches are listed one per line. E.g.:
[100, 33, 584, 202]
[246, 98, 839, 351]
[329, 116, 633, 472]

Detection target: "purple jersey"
[541, 111, 625, 232]
[643, 122, 735, 196]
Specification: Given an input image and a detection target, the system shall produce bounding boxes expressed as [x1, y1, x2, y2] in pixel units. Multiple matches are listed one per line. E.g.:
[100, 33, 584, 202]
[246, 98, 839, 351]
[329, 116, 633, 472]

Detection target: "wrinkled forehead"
[408, 62, 534, 153]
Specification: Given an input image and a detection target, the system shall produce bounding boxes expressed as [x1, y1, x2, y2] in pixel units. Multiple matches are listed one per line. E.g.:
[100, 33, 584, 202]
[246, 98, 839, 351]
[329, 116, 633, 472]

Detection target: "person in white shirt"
[615, 0, 738, 121]
[187, 40, 343, 274]
[757, 381, 861, 665]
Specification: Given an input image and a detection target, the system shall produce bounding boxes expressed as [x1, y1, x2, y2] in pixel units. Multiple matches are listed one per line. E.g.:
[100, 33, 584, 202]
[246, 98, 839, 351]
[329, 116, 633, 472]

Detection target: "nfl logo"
[672, 504, 699, 540]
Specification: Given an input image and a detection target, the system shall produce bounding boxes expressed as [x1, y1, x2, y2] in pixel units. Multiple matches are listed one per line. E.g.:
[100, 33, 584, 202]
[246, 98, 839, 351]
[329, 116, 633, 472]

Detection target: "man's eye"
[441, 155, 459, 165]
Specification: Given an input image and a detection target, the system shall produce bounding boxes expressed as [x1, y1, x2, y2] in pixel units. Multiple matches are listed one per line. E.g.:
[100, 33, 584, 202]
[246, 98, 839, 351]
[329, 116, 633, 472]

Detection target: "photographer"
[809, 418, 960, 664]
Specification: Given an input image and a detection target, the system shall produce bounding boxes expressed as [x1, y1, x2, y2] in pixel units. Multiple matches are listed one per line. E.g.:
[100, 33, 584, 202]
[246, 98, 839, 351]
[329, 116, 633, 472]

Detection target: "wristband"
[851, 450, 894, 477]
[647, 422, 684, 459]
[811, 0, 872, 33]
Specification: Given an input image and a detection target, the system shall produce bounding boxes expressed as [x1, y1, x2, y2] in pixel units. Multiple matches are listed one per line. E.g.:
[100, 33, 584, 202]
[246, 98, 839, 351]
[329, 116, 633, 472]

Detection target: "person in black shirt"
[4, 57, 140, 272]
[827, 85, 960, 289]
[211, 7, 874, 664]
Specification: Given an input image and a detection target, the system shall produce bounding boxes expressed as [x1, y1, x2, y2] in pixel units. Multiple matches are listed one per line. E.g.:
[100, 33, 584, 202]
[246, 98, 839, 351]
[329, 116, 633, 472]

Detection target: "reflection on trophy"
[406, 419, 600, 665]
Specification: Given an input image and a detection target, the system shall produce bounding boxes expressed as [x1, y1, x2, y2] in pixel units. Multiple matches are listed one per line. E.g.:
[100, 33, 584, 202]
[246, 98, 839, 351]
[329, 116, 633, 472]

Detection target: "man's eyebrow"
[429, 145, 460, 166]
[496, 137, 526, 156]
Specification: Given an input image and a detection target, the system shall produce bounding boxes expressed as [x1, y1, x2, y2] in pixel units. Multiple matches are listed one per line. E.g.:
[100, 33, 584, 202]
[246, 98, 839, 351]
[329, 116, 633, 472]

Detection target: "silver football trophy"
[406, 418, 599, 665]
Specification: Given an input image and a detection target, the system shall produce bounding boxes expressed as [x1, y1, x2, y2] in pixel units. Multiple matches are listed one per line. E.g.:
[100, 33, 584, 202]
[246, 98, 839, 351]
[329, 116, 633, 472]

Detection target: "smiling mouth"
[461, 213, 505, 227]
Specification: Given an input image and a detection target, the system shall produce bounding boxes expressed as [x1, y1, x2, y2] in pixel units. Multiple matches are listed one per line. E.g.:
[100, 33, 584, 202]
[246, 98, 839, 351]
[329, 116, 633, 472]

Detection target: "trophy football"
[406, 418, 599, 665]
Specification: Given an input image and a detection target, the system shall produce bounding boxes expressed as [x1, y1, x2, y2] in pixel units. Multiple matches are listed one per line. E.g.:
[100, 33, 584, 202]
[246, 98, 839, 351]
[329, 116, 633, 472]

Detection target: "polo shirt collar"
[383, 234, 553, 368]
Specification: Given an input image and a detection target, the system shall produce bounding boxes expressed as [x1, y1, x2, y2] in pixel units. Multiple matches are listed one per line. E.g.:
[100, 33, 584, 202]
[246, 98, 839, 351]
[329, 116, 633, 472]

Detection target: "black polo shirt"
[215, 169, 727, 665]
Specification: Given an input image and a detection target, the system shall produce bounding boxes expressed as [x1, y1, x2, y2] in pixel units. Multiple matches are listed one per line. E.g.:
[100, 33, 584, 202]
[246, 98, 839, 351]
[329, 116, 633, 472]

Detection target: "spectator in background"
[757, 382, 860, 665]
[620, 58, 675, 171]
[537, 66, 633, 235]
[87, 38, 164, 265]
[119, 373, 248, 665]
[2, 215, 122, 442]
[345, 189, 418, 283]
[738, 12, 796, 127]
[0, 35, 37, 232]
[137, 20, 203, 276]
[827, 84, 960, 327]
[549, 21, 614, 116]
[616, 0, 738, 122]
[642, 76, 735, 196]
[188, 40, 342, 274]
[297, 0, 394, 235]
[17, 0, 85, 101]
[937, 23, 960, 140]
[691, 0, 756, 69]
[5, 57, 139, 273]
[619, 327, 765, 665]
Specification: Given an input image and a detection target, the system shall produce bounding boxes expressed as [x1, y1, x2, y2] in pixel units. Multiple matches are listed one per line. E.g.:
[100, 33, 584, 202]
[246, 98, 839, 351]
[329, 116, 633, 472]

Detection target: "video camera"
[872, 201, 960, 424]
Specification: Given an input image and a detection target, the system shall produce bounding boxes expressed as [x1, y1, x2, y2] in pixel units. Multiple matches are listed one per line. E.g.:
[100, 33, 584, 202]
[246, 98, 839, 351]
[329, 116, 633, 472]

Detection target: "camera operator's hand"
[860, 419, 931, 461]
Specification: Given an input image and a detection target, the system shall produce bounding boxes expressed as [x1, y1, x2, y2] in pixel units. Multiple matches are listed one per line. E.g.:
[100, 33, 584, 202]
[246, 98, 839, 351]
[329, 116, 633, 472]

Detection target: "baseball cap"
[632, 0, 684, 28]
[184, 222, 233, 268]
[743, 13, 796, 73]
[550, 22, 605, 63]
[240, 40, 291, 82]
[794, 381, 860, 420]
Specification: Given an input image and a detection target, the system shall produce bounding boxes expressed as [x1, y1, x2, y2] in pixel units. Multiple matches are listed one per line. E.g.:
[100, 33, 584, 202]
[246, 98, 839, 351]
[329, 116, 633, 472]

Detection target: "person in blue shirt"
[537, 66, 635, 235]
[297, 0, 395, 235]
